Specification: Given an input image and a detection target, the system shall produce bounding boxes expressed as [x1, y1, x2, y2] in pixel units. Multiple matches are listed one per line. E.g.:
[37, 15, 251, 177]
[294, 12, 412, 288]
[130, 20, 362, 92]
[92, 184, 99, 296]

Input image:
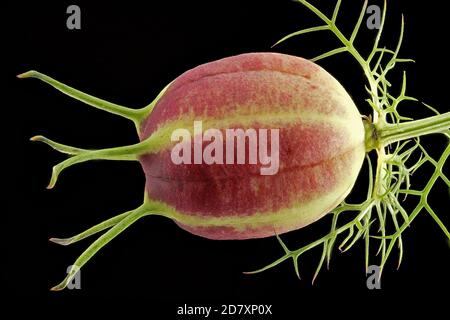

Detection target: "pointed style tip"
[47, 171, 57, 189]
[17, 70, 36, 79]
[50, 277, 69, 291]
[49, 285, 63, 292]
[48, 237, 59, 244]
[49, 237, 71, 246]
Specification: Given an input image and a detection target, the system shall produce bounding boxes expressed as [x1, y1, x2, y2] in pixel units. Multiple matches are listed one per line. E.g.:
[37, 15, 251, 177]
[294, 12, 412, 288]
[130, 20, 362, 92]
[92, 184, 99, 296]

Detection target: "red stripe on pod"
[140, 53, 354, 138]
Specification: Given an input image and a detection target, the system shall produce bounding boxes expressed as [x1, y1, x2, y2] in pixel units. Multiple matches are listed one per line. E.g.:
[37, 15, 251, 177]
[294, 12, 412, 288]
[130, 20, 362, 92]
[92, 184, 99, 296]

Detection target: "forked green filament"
[50, 202, 166, 291]
[31, 134, 159, 189]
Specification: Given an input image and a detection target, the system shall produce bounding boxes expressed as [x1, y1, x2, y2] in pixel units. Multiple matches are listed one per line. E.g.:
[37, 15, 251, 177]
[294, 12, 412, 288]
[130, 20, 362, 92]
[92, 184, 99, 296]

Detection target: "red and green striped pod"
[139, 52, 366, 240]
[21, 52, 366, 290]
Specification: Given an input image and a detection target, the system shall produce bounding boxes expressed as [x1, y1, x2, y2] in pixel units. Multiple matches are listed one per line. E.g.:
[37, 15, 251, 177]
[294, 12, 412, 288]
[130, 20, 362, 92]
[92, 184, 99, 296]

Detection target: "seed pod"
[139, 52, 366, 239]
[21, 52, 366, 290]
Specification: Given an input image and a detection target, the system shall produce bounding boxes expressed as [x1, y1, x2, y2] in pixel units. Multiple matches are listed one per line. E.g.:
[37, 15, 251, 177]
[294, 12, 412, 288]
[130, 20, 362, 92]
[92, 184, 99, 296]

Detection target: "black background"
[4, 0, 450, 315]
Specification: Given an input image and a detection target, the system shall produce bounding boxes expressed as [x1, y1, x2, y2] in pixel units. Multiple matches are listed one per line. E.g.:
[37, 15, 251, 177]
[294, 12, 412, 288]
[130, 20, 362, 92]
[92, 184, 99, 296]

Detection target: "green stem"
[18, 70, 147, 126]
[378, 112, 450, 146]
[49, 210, 133, 246]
